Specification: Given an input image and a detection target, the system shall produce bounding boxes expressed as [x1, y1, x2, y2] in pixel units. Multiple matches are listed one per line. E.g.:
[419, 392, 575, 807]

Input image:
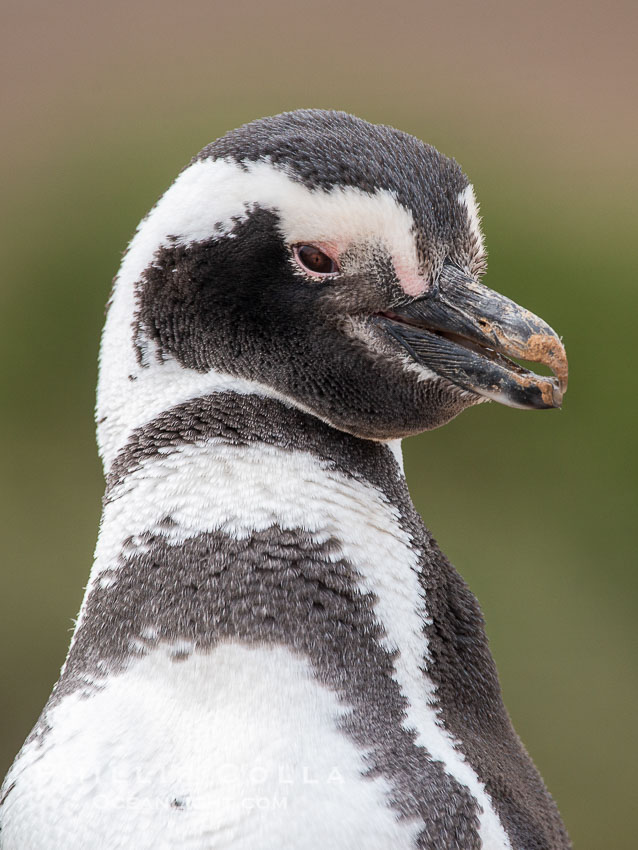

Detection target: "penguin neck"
[60, 389, 424, 704]
[105, 388, 407, 509]
[80, 389, 415, 634]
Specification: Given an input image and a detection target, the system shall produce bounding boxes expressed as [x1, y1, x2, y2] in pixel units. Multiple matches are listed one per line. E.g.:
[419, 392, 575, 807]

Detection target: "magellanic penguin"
[0, 110, 571, 849]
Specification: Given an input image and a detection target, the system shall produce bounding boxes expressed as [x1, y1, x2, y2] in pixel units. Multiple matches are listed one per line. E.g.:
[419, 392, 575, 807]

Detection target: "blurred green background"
[1, 1, 636, 846]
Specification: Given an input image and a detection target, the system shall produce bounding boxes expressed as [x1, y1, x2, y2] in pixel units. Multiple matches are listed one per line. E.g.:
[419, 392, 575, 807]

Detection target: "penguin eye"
[293, 245, 339, 276]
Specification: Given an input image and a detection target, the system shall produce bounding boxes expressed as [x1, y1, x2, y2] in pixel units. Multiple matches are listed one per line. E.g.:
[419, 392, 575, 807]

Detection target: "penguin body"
[0, 111, 570, 849]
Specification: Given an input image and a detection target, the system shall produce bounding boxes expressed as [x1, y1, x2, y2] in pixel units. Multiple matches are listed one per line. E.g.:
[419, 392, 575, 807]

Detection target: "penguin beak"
[376, 263, 568, 409]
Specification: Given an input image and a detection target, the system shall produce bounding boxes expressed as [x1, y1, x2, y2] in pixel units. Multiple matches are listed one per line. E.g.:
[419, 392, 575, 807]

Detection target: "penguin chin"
[397, 385, 485, 439]
[299, 319, 484, 441]
[312, 372, 485, 442]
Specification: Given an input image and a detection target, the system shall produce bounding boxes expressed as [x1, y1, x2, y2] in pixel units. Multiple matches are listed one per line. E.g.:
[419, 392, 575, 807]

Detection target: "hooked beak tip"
[503, 332, 568, 409]
[524, 332, 569, 395]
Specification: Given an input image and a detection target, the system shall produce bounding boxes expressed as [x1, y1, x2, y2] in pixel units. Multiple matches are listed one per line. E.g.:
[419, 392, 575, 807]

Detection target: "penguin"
[0, 110, 571, 849]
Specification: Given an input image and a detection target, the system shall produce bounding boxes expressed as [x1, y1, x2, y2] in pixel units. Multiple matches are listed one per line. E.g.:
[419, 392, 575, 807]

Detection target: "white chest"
[2, 644, 419, 850]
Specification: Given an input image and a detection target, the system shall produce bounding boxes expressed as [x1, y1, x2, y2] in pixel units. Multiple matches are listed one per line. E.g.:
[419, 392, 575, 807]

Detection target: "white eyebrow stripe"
[118, 158, 421, 293]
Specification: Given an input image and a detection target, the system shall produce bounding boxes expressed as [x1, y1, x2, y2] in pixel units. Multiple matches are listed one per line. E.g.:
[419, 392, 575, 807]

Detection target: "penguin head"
[98, 110, 567, 460]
